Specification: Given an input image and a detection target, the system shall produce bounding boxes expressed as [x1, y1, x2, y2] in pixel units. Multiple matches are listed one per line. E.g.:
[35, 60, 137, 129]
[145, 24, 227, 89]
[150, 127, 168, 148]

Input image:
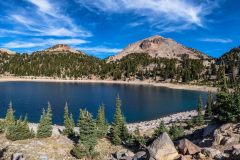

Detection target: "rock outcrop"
[178, 138, 201, 155]
[108, 35, 210, 61]
[148, 132, 178, 160]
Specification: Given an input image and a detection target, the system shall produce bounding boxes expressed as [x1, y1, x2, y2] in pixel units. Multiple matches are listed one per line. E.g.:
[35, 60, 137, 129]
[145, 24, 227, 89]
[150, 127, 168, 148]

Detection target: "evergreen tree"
[78, 109, 97, 150]
[96, 104, 108, 138]
[205, 92, 213, 118]
[5, 101, 15, 126]
[37, 103, 53, 138]
[72, 109, 97, 159]
[63, 103, 75, 136]
[6, 116, 34, 141]
[169, 123, 184, 140]
[153, 121, 168, 137]
[110, 95, 129, 145]
[195, 96, 204, 126]
[213, 69, 235, 122]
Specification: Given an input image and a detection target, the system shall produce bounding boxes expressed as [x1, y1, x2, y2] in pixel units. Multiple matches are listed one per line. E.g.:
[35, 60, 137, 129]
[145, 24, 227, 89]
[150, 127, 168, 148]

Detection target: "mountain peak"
[109, 35, 209, 61]
[44, 44, 79, 53]
[0, 48, 16, 55]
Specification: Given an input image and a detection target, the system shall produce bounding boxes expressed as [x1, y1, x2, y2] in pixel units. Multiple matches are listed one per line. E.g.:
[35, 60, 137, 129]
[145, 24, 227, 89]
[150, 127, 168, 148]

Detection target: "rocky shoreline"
[127, 110, 198, 135]
[26, 109, 198, 136]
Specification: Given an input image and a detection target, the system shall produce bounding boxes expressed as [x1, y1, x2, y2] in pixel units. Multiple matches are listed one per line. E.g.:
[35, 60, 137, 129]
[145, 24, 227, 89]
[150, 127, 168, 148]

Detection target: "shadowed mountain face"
[108, 35, 210, 61]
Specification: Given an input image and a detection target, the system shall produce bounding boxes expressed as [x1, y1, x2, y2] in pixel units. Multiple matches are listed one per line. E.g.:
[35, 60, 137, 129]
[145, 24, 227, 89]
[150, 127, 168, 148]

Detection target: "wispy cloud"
[200, 38, 233, 43]
[1, 39, 88, 49]
[1, 0, 91, 38]
[77, 0, 221, 32]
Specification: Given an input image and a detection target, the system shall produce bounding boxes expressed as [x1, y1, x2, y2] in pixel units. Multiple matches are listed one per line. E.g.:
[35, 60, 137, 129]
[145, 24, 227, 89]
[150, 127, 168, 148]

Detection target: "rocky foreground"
[112, 123, 240, 160]
[1, 111, 240, 159]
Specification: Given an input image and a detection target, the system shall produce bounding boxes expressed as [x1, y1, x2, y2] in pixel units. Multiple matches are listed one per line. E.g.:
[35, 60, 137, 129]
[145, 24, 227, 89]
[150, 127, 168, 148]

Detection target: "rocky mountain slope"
[34, 44, 84, 54]
[108, 35, 210, 61]
[0, 48, 16, 55]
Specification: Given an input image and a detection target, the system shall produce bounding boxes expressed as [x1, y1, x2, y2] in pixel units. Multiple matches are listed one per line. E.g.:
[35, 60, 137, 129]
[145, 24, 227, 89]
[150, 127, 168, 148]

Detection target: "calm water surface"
[0, 82, 208, 124]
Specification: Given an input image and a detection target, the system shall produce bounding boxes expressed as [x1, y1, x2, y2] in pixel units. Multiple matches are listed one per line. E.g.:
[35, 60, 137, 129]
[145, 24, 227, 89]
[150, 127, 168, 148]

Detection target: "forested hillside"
[0, 52, 215, 83]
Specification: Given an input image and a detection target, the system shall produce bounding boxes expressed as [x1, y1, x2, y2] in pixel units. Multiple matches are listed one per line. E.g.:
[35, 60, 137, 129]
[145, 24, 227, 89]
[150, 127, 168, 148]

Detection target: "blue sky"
[0, 0, 239, 58]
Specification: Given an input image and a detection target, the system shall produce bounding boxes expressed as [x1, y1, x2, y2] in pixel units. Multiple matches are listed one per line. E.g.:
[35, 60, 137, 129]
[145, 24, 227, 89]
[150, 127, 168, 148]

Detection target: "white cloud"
[200, 38, 233, 43]
[1, 39, 88, 49]
[5, 0, 91, 38]
[77, 0, 221, 32]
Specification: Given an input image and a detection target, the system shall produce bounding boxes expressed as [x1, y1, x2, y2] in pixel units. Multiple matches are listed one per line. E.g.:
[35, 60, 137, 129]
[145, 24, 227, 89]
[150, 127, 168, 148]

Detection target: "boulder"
[197, 152, 206, 160]
[232, 144, 240, 150]
[231, 148, 240, 160]
[148, 132, 178, 160]
[202, 148, 227, 160]
[221, 136, 239, 145]
[114, 149, 134, 160]
[178, 138, 201, 155]
[176, 155, 192, 160]
[213, 134, 224, 146]
[219, 123, 233, 132]
[12, 153, 25, 160]
[132, 151, 148, 160]
[39, 154, 48, 160]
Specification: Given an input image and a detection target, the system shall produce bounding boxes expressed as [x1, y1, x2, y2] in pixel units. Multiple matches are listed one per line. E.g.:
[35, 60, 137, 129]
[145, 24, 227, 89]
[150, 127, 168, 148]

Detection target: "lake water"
[0, 82, 208, 124]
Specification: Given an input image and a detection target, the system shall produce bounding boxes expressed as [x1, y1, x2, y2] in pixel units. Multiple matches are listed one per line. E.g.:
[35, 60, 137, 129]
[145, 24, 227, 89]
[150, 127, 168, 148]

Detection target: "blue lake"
[0, 82, 208, 124]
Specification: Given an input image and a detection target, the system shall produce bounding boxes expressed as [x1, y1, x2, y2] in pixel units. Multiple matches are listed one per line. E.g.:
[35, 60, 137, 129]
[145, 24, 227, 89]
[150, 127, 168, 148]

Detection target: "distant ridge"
[35, 44, 84, 54]
[0, 48, 16, 55]
[109, 35, 210, 61]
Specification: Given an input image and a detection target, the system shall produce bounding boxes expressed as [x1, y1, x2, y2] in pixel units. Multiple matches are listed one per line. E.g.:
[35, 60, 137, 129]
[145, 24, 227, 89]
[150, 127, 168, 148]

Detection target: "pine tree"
[196, 96, 204, 125]
[153, 121, 168, 137]
[37, 103, 53, 138]
[110, 95, 129, 145]
[169, 123, 184, 140]
[78, 109, 97, 152]
[96, 104, 108, 138]
[5, 101, 15, 126]
[205, 92, 213, 118]
[6, 115, 34, 141]
[213, 68, 235, 122]
[63, 103, 75, 136]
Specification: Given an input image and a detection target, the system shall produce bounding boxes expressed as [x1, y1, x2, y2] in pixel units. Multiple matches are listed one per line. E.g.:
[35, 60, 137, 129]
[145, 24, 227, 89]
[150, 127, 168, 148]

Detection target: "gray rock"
[221, 136, 239, 145]
[178, 138, 201, 155]
[39, 154, 48, 160]
[219, 123, 233, 132]
[232, 148, 240, 160]
[12, 153, 25, 160]
[132, 151, 147, 160]
[148, 132, 178, 160]
[202, 148, 222, 158]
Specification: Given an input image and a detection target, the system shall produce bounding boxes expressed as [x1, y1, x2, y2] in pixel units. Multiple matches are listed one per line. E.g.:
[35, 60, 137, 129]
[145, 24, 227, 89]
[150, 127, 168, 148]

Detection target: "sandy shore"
[0, 76, 217, 92]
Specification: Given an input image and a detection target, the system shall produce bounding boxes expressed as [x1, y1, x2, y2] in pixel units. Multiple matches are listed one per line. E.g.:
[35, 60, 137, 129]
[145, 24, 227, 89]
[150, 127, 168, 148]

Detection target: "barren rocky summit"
[35, 44, 84, 54]
[109, 35, 210, 61]
[0, 48, 16, 55]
